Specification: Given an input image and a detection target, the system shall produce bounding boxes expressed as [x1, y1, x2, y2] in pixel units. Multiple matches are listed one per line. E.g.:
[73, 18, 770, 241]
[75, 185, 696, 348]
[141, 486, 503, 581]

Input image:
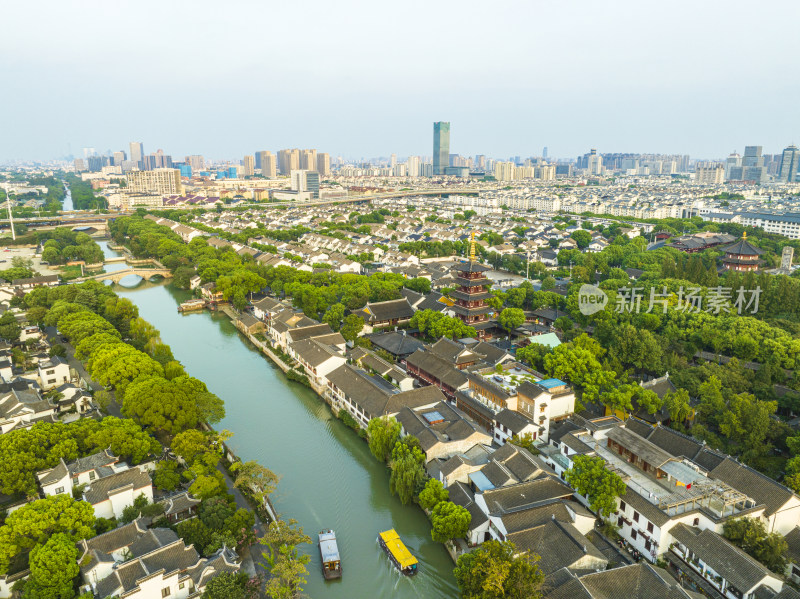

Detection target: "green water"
[111, 273, 459, 598]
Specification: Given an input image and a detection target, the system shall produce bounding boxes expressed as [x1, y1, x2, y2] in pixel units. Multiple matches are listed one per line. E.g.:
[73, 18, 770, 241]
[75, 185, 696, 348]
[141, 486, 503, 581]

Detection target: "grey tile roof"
[671, 524, 774, 594]
[369, 332, 424, 357]
[67, 449, 118, 476]
[481, 477, 574, 516]
[576, 562, 700, 599]
[38, 458, 68, 485]
[83, 468, 151, 505]
[405, 349, 469, 390]
[507, 520, 607, 575]
[711, 458, 794, 517]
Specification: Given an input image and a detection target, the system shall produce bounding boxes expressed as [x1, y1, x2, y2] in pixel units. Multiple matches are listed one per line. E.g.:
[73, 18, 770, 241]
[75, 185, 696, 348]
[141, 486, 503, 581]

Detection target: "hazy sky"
[2, 0, 799, 163]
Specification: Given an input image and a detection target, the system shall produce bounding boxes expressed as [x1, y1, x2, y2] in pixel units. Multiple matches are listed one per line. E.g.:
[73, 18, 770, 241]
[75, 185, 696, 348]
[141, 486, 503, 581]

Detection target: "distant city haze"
[1, 0, 799, 163]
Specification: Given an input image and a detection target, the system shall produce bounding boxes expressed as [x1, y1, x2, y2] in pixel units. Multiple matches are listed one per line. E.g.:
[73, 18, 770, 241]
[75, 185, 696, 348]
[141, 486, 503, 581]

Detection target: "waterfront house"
[395, 399, 492, 463]
[268, 311, 319, 350]
[236, 313, 265, 335]
[11, 275, 60, 291]
[291, 338, 346, 387]
[251, 296, 286, 322]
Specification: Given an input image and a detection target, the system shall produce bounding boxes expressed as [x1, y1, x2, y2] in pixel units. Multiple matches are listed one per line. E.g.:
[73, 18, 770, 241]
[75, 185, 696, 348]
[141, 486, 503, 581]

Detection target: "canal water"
[62, 184, 73, 211]
[102, 243, 459, 598]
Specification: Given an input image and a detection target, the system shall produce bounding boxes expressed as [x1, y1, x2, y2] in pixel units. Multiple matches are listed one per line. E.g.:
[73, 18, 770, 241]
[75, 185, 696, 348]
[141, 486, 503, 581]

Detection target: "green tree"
[260, 519, 311, 599]
[322, 303, 345, 331]
[0, 312, 20, 341]
[723, 517, 788, 573]
[570, 229, 592, 249]
[498, 308, 525, 337]
[202, 571, 261, 599]
[564, 455, 626, 518]
[663, 389, 693, 423]
[719, 393, 777, 458]
[0, 495, 95, 574]
[366, 416, 401, 462]
[418, 479, 449, 511]
[152, 461, 181, 491]
[404, 277, 431, 294]
[430, 501, 471, 543]
[232, 460, 280, 506]
[340, 314, 364, 342]
[23, 533, 80, 599]
[454, 540, 543, 599]
[122, 375, 203, 435]
[389, 440, 425, 505]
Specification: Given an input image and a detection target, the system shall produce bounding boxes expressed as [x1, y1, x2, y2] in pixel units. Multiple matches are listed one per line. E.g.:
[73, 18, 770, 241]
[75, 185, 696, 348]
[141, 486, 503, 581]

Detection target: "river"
[98, 241, 459, 598]
[62, 184, 74, 211]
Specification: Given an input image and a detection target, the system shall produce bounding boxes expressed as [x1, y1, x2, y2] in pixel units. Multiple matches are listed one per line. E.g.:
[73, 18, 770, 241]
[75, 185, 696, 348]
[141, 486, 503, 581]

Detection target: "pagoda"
[450, 232, 493, 337]
[720, 232, 764, 271]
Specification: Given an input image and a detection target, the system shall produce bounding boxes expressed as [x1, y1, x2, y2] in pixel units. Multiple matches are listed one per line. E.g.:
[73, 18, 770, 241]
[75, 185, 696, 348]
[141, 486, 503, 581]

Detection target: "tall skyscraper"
[433, 121, 450, 175]
[406, 156, 420, 177]
[316, 153, 330, 176]
[112, 150, 126, 166]
[542, 147, 548, 159]
[129, 142, 144, 168]
[261, 151, 277, 178]
[243, 155, 255, 177]
[278, 149, 300, 175]
[779, 144, 799, 182]
[743, 146, 763, 167]
[390, 154, 397, 168]
[300, 149, 317, 170]
[586, 148, 603, 175]
[186, 155, 205, 171]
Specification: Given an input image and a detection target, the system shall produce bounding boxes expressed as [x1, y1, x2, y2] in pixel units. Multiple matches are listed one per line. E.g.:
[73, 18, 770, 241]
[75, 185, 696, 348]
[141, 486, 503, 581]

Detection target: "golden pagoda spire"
[470, 230, 477, 262]
[742, 230, 747, 240]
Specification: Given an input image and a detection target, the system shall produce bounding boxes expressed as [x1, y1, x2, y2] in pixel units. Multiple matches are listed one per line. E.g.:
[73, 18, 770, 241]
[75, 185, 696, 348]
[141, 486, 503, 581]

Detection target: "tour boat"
[379, 529, 418, 576]
[318, 530, 342, 580]
[178, 299, 206, 313]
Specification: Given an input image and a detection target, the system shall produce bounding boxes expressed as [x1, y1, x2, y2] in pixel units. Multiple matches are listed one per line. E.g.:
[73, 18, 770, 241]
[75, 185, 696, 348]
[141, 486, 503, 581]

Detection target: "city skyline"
[2, 0, 799, 163]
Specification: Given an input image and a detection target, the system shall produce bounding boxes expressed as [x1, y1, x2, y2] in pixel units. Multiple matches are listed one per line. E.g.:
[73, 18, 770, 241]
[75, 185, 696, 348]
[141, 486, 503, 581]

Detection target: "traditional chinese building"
[450, 233, 493, 338]
[720, 233, 764, 271]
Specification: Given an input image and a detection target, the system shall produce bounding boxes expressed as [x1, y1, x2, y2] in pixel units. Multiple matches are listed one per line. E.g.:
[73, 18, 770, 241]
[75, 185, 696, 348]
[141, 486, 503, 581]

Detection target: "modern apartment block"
[125, 168, 183, 195]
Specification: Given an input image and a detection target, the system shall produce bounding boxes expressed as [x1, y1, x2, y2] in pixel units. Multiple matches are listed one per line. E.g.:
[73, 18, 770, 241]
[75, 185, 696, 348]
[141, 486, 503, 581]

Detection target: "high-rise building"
[126, 168, 183, 195]
[390, 154, 397, 168]
[725, 152, 742, 180]
[316, 153, 330, 176]
[779, 145, 800, 183]
[243, 155, 255, 177]
[475, 155, 486, 171]
[260, 152, 277, 178]
[185, 155, 204, 171]
[695, 163, 725, 185]
[129, 142, 144, 168]
[112, 151, 126, 166]
[433, 121, 450, 175]
[278, 149, 300, 175]
[300, 149, 317, 170]
[73, 159, 86, 172]
[542, 147, 548, 160]
[743, 146, 763, 167]
[406, 156, 420, 177]
[494, 161, 515, 181]
[290, 170, 320, 198]
[585, 149, 603, 175]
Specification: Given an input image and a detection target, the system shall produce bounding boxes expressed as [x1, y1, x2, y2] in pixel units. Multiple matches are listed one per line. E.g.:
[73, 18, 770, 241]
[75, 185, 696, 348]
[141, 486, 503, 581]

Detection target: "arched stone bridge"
[80, 268, 173, 284]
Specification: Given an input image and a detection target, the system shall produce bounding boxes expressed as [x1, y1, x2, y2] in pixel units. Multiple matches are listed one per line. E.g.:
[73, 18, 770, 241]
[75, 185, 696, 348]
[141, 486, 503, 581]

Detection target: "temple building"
[450, 233, 493, 338]
[720, 233, 764, 271]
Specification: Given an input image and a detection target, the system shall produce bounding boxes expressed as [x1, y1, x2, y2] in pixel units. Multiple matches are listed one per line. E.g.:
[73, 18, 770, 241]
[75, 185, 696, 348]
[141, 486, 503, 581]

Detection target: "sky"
[2, 0, 799, 163]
